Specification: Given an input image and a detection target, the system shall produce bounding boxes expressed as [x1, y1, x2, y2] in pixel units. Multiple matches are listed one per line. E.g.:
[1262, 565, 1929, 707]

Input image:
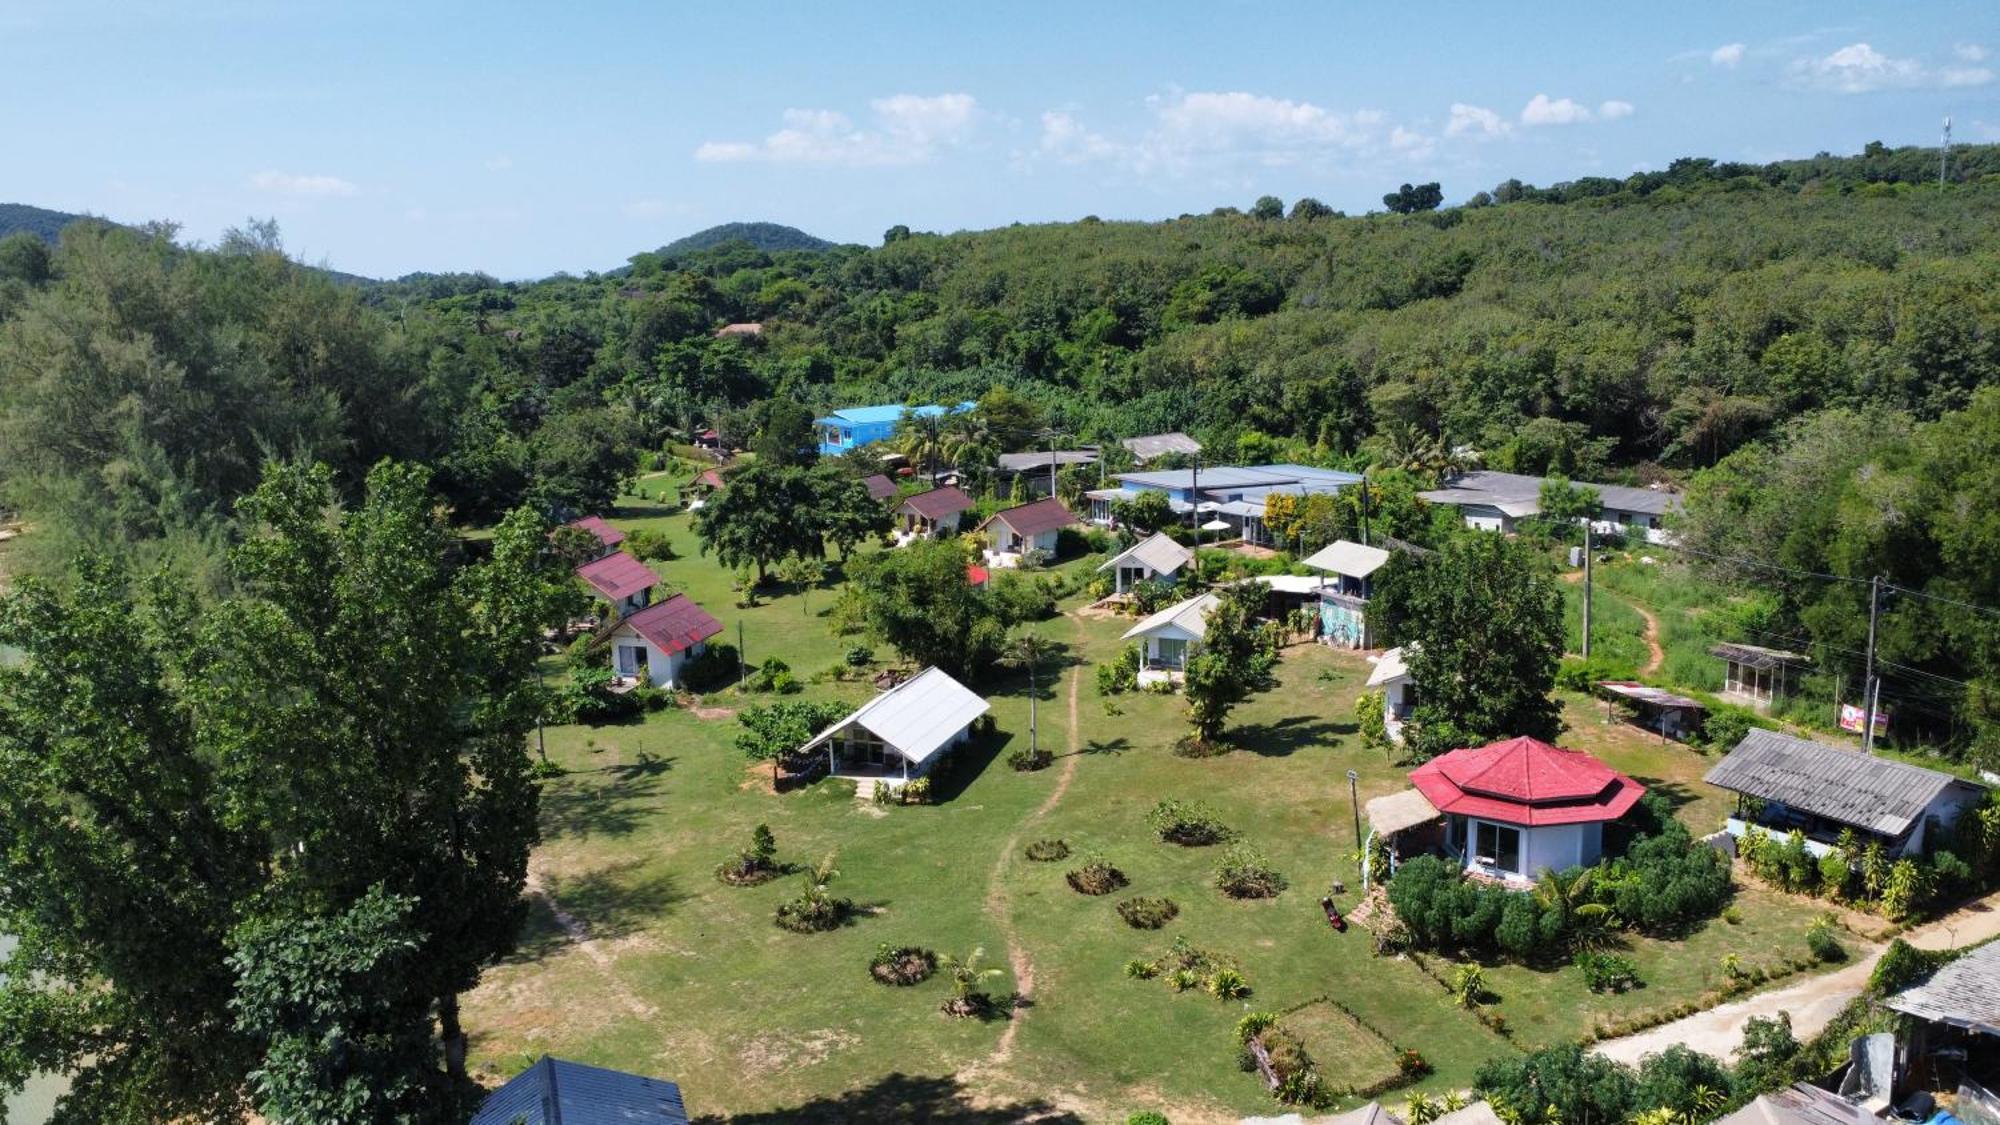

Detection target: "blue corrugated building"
[471, 1056, 688, 1125]
[815, 402, 974, 456]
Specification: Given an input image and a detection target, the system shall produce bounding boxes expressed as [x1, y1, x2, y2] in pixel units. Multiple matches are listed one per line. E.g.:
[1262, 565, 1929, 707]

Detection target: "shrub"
[1147, 798, 1232, 846]
[844, 644, 874, 667]
[716, 823, 781, 886]
[744, 656, 793, 692]
[1127, 1114, 1170, 1125]
[623, 528, 677, 562]
[868, 944, 937, 986]
[679, 642, 739, 692]
[630, 685, 672, 712]
[561, 664, 643, 724]
[1067, 858, 1129, 895]
[1206, 966, 1250, 999]
[1449, 963, 1487, 1009]
[1008, 746, 1053, 772]
[1597, 820, 1733, 936]
[1117, 897, 1180, 929]
[1124, 958, 1158, 980]
[1097, 643, 1140, 695]
[1215, 844, 1287, 899]
[899, 777, 932, 805]
[1870, 939, 1950, 994]
[774, 855, 851, 933]
[1806, 914, 1846, 963]
[1025, 838, 1071, 862]
[1356, 689, 1390, 753]
[1574, 951, 1642, 993]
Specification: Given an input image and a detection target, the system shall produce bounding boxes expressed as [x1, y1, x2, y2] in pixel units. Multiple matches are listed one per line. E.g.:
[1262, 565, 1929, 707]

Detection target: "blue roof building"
[815, 402, 974, 457]
[472, 1056, 688, 1125]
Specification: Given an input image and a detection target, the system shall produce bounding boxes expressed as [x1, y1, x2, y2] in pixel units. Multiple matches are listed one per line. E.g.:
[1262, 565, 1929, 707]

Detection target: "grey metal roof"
[472, 1056, 688, 1125]
[1301, 540, 1391, 579]
[1712, 1084, 1881, 1125]
[801, 666, 990, 766]
[1122, 592, 1219, 641]
[1122, 432, 1202, 460]
[1116, 466, 1295, 491]
[1712, 642, 1810, 670]
[1884, 941, 2000, 1035]
[1422, 470, 1684, 519]
[1703, 729, 1982, 837]
[997, 450, 1097, 472]
[1098, 531, 1193, 576]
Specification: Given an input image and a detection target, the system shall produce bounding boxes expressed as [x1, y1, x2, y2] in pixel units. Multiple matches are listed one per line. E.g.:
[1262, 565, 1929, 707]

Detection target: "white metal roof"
[1255, 574, 1324, 594]
[1365, 645, 1415, 687]
[1301, 540, 1391, 578]
[1121, 592, 1219, 642]
[800, 667, 990, 766]
[1098, 531, 1193, 576]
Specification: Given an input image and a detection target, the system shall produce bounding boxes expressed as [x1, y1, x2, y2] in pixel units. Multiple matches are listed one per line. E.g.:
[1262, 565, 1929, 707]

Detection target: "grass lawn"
[462, 494, 1846, 1122]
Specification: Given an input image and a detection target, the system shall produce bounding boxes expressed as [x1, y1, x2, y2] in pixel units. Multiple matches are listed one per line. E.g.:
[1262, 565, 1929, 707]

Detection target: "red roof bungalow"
[978, 497, 1076, 558]
[694, 428, 722, 449]
[692, 468, 730, 493]
[601, 594, 723, 690]
[576, 552, 662, 618]
[567, 516, 625, 557]
[1404, 736, 1645, 882]
[861, 473, 898, 502]
[896, 485, 974, 539]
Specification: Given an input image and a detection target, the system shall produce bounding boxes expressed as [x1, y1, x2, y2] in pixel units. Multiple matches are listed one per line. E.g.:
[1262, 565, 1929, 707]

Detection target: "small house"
[693, 427, 722, 450]
[602, 594, 723, 690]
[1365, 645, 1417, 744]
[979, 497, 1076, 562]
[691, 467, 731, 494]
[575, 552, 661, 618]
[1884, 939, 2000, 1047]
[1712, 642, 1809, 711]
[861, 473, 899, 502]
[1408, 736, 1646, 882]
[896, 485, 974, 539]
[566, 516, 625, 558]
[815, 402, 973, 457]
[1596, 681, 1705, 741]
[471, 1056, 687, 1125]
[1083, 463, 1362, 543]
[995, 449, 1097, 497]
[1097, 531, 1193, 594]
[800, 666, 990, 787]
[1415, 470, 1681, 544]
[1120, 592, 1220, 688]
[1301, 539, 1390, 649]
[1704, 729, 1988, 858]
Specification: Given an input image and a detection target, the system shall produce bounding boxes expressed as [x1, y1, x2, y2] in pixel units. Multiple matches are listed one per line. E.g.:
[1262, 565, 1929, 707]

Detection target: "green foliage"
[847, 538, 1007, 679]
[1474, 1043, 1637, 1125]
[1182, 582, 1279, 742]
[1383, 182, 1444, 214]
[1097, 642, 1141, 695]
[1806, 914, 1846, 963]
[1215, 844, 1287, 899]
[1127, 1113, 1172, 1125]
[1867, 938, 1953, 995]
[735, 699, 848, 779]
[1356, 689, 1391, 753]
[1573, 951, 1642, 993]
[1117, 897, 1181, 930]
[1147, 798, 1233, 846]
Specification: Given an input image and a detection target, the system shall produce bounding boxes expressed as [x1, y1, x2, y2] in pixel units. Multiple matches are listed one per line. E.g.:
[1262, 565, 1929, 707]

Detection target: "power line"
[1658, 542, 1870, 587]
[1883, 583, 2000, 622]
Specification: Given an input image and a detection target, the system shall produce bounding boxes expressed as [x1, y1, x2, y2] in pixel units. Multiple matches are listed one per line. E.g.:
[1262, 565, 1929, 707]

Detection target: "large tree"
[0, 461, 574, 1121]
[1383, 532, 1565, 758]
[1182, 582, 1278, 743]
[847, 538, 1007, 679]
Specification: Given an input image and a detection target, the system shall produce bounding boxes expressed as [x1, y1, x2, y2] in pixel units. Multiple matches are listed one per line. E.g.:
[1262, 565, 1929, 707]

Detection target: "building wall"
[1458, 504, 1516, 533]
[1454, 816, 1599, 880]
[610, 633, 705, 689]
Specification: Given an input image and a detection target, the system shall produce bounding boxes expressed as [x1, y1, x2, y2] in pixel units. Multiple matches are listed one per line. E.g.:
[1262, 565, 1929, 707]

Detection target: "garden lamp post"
[1346, 768, 1362, 849]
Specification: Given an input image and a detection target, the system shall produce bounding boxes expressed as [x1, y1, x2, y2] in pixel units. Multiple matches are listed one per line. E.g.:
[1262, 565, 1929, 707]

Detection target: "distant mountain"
[658, 222, 835, 256]
[0, 203, 100, 244]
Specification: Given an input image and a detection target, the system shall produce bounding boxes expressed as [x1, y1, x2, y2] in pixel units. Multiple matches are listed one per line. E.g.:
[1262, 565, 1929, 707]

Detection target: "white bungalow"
[1705, 729, 1989, 858]
[1366, 645, 1417, 744]
[1301, 539, 1390, 649]
[978, 496, 1076, 565]
[1120, 592, 1219, 688]
[801, 667, 990, 788]
[1097, 531, 1194, 594]
[602, 594, 723, 690]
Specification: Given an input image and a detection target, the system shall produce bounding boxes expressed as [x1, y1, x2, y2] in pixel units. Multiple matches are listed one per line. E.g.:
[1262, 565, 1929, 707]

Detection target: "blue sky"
[4, 1, 1994, 279]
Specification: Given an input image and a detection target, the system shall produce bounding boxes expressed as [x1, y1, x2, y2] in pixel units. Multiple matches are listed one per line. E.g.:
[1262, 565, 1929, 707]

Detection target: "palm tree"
[1533, 867, 1608, 948]
[889, 409, 947, 482]
[939, 946, 1005, 1017]
[1000, 631, 1056, 756]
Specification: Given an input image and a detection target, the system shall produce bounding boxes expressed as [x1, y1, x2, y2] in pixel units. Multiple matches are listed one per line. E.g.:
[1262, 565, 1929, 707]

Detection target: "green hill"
[0, 203, 102, 244]
[658, 221, 835, 256]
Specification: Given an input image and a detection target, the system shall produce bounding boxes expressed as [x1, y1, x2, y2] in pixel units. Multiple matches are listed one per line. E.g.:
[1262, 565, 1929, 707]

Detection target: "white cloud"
[1955, 43, 1989, 62]
[1027, 90, 1437, 177]
[1790, 42, 1994, 92]
[1037, 111, 1123, 163]
[694, 94, 979, 166]
[1389, 126, 1435, 159]
[1710, 42, 1747, 66]
[1148, 91, 1370, 155]
[1520, 94, 1594, 126]
[1445, 102, 1511, 139]
[249, 170, 357, 196]
[1598, 100, 1636, 120]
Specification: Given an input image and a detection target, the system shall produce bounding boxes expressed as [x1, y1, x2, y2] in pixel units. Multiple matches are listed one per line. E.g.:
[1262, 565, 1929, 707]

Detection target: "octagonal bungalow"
[1407, 736, 1646, 883]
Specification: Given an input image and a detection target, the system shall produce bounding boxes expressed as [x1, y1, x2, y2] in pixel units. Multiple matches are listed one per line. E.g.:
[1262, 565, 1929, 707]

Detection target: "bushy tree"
[1182, 583, 1277, 743]
[1475, 1043, 1637, 1125]
[847, 538, 1008, 679]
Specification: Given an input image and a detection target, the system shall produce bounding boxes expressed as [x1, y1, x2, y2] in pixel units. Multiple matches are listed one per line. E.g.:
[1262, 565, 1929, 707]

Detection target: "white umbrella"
[1201, 518, 1232, 532]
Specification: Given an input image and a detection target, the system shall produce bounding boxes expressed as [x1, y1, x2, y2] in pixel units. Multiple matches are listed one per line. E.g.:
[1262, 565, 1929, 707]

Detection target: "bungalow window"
[1475, 821, 1522, 875]
[618, 645, 647, 675]
[1154, 638, 1188, 668]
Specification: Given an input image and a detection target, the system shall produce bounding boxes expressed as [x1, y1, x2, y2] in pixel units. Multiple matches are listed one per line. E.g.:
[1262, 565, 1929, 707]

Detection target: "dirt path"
[1631, 599, 1665, 675]
[523, 865, 659, 1019]
[1595, 888, 2000, 1066]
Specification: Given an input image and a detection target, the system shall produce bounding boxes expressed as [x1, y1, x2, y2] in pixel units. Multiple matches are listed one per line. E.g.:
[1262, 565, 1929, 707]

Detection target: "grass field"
[460, 489, 1844, 1123]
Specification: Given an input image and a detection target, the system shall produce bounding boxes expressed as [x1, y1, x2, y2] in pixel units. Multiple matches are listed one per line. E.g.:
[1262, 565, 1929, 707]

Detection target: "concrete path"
[1595, 890, 2000, 1066]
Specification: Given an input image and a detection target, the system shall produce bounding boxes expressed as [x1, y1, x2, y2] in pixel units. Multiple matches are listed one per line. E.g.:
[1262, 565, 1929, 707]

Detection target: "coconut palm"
[1000, 631, 1056, 756]
[1533, 866, 1608, 948]
[939, 946, 1005, 1017]
[889, 409, 948, 482]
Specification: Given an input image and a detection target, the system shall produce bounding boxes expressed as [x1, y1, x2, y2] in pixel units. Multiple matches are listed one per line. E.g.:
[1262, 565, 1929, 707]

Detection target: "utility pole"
[1862, 575, 1881, 752]
[1581, 522, 1593, 662]
[1027, 647, 1038, 756]
[1359, 476, 1371, 547]
[1941, 116, 1953, 187]
[1347, 769, 1362, 849]
[737, 618, 747, 688]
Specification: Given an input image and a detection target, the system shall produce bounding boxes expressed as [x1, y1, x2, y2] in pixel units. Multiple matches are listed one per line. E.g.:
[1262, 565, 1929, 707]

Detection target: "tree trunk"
[439, 991, 468, 1080]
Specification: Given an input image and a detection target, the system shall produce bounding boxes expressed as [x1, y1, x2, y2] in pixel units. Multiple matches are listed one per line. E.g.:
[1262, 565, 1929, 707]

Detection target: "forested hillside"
[0, 203, 95, 244]
[2, 142, 1998, 757]
[656, 220, 836, 257]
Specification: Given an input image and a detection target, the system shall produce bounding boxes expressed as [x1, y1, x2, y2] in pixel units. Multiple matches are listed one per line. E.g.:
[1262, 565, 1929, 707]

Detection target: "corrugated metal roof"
[997, 450, 1097, 472]
[1122, 432, 1202, 460]
[861, 473, 898, 501]
[617, 594, 723, 656]
[980, 497, 1077, 538]
[1712, 1084, 1883, 1125]
[1116, 467, 1295, 491]
[575, 553, 660, 602]
[816, 402, 972, 426]
[1711, 642, 1809, 670]
[1703, 729, 1980, 837]
[1121, 592, 1219, 642]
[1419, 470, 1684, 519]
[801, 666, 990, 766]
[1884, 941, 2000, 1035]
[471, 1056, 689, 1125]
[1098, 531, 1193, 576]
[1301, 540, 1391, 578]
[1598, 681, 1705, 709]
[899, 485, 974, 520]
[1366, 645, 1413, 687]
[568, 516, 624, 548]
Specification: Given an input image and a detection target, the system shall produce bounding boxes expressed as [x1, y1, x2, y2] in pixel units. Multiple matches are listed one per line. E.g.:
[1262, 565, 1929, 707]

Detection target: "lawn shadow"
[692, 1072, 1084, 1124]
[926, 727, 1011, 803]
[611, 499, 680, 521]
[539, 771, 666, 841]
[590, 751, 674, 781]
[546, 859, 687, 943]
[1631, 778, 1697, 814]
[1072, 735, 1131, 758]
[1230, 714, 1346, 757]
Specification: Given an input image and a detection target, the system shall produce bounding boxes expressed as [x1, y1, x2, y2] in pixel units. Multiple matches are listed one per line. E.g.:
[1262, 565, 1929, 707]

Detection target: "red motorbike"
[1320, 896, 1348, 932]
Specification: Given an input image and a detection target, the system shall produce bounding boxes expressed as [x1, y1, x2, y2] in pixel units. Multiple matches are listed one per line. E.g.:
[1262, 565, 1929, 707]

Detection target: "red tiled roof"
[622, 594, 723, 655]
[862, 474, 898, 501]
[695, 468, 728, 489]
[900, 485, 974, 521]
[576, 552, 660, 602]
[1409, 736, 1644, 826]
[981, 496, 1077, 539]
[568, 516, 625, 548]
[966, 565, 990, 586]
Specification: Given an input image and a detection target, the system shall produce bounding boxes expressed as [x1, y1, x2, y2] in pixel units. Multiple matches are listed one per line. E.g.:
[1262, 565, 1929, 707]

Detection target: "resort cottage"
[1366, 645, 1416, 744]
[896, 485, 975, 539]
[860, 473, 899, 502]
[978, 496, 1076, 564]
[1098, 531, 1193, 594]
[575, 552, 661, 618]
[1375, 736, 1646, 884]
[1121, 431, 1203, 463]
[1416, 470, 1681, 543]
[1704, 729, 1988, 858]
[566, 515, 625, 557]
[1301, 539, 1390, 649]
[471, 1056, 688, 1125]
[814, 401, 973, 457]
[1121, 592, 1220, 688]
[601, 594, 723, 690]
[995, 449, 1097, 498]
[801, 667, 990, 787]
